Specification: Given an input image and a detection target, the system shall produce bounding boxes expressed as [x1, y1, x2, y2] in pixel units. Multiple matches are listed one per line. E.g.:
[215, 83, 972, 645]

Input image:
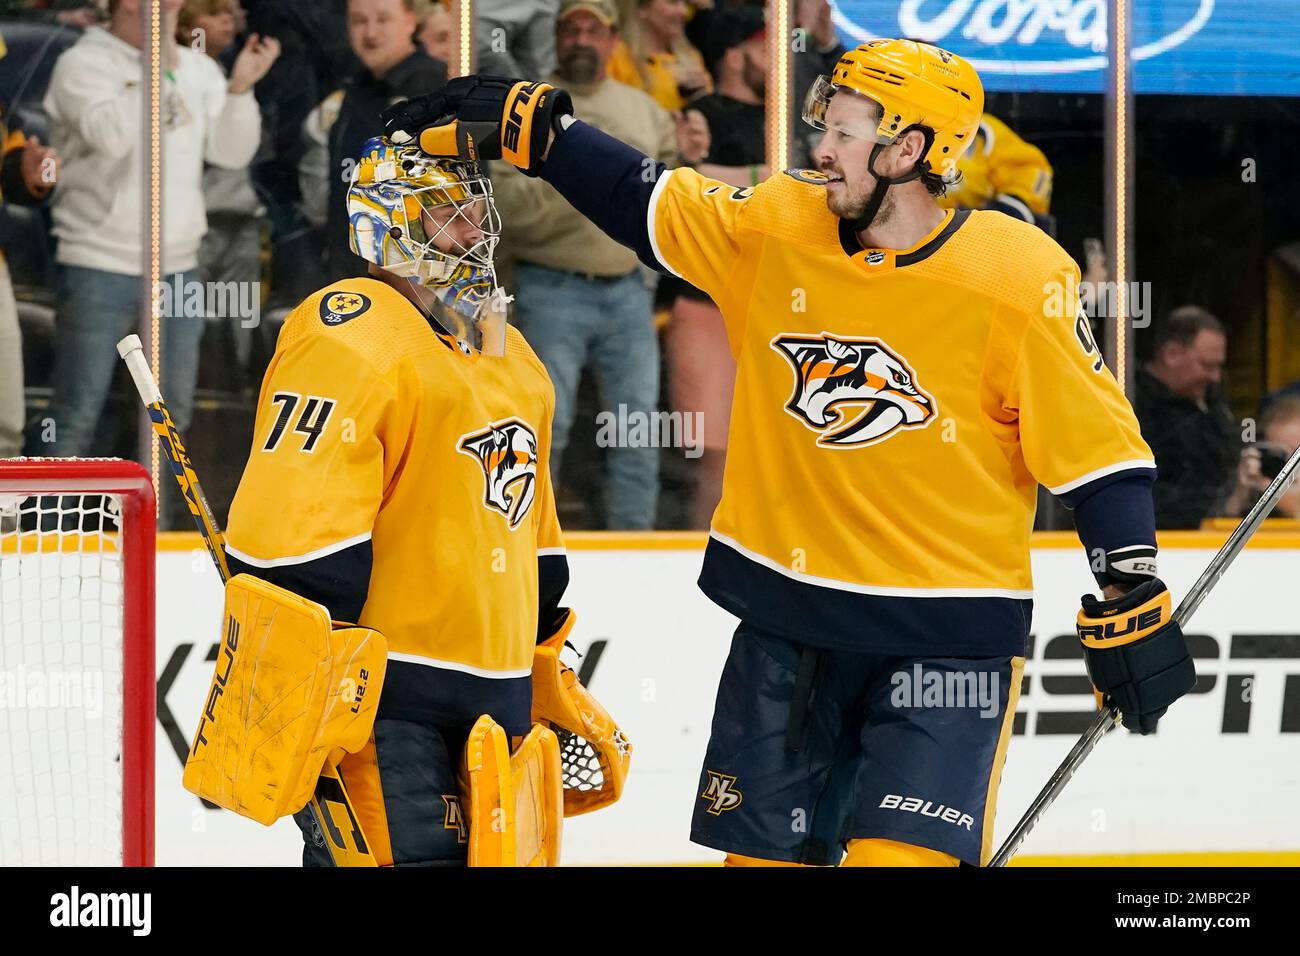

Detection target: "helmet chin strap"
[850, 139, 928, 235]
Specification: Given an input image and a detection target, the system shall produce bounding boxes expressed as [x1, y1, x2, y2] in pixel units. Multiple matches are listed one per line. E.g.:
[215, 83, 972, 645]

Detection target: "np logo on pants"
[442, 795, 468, 843]
[700, 771, 743, 815]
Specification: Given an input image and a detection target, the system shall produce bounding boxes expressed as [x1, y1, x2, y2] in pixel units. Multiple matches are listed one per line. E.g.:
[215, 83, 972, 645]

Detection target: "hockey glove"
[1076, 577, 1195, 735]
[381, 75, 573, 175]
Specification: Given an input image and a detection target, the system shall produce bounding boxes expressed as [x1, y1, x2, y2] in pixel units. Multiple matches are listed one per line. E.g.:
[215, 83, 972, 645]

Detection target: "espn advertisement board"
[152, 535, 1300, 865]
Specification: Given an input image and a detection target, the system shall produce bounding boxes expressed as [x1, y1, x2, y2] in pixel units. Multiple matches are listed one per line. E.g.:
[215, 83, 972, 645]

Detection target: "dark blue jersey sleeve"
[1071, 472, 1158, 587]
[225, 539, 373, 624]
[538, 119, 670, 274]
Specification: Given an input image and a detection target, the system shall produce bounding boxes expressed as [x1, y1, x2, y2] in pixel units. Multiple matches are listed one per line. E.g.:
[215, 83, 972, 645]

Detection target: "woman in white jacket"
[39, 0, 277, 458]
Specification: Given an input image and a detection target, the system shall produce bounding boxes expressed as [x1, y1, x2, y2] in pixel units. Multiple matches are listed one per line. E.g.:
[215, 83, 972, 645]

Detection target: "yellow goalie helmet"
[804, 38, 984, 182]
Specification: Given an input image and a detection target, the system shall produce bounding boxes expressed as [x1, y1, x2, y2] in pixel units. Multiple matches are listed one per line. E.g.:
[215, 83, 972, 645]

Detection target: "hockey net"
[0, 458, 155, 866]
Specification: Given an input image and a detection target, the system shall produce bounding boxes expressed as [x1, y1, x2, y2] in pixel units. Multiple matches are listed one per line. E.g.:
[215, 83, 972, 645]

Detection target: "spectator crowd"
[0, 0, 1295, 532]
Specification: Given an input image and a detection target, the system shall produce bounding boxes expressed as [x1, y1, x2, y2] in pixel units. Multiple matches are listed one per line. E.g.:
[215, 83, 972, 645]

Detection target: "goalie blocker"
[184, 578, 630, 866]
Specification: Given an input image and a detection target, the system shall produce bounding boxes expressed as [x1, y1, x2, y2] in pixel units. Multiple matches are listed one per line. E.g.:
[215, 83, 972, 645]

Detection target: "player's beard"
[821, 165, 894, 229]
[558, 47, 601, 85]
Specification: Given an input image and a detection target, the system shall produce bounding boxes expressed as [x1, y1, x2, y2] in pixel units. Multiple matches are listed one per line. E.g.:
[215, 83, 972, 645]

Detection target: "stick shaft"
[992, 444, 1300, 866]
[117, 335, 231, 583]
[1173, 445, 1300, 627]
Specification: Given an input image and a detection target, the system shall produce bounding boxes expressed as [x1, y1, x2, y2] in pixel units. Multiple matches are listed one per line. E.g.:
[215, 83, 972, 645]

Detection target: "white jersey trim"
[709, 531, 1035, 600]
[224, 531, 372, 569]
[1048, 459, 1156, 496]
[386, 651, 532, 680]
[537, 546, 567, 557]
[994, 192, 1034, 223]
[646, 169, 683, 278]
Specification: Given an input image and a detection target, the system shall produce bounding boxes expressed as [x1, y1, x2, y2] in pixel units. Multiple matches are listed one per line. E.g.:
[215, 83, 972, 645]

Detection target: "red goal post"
[0, 457, 155, 866]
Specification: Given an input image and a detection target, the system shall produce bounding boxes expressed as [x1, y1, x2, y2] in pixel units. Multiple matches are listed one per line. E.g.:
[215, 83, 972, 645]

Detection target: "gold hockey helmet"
[804, 38, 984, 182]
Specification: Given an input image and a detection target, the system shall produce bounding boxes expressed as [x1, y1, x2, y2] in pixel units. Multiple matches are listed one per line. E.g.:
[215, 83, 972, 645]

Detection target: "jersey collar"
[838, 207, 970, 274]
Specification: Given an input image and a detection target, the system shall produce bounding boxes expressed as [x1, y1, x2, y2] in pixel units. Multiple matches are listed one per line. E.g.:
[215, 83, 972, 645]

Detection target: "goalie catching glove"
[1076, 577, 1195, 734]
[381, 74, 573, 175]
[532, 608, 632, 815]
[458, 608, 631, 866]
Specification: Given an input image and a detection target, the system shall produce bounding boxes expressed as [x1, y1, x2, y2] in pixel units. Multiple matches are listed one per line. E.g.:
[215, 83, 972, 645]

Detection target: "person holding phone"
[1223, 396, 1300, 519]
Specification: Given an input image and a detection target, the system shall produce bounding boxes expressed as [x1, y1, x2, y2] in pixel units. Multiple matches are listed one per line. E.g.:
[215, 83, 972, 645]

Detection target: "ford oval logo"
[832, 0, 1215, 75]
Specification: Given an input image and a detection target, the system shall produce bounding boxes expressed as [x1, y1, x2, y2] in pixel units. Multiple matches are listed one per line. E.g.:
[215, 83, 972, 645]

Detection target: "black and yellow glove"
[1077, 577, 1195, 735]
[381, 74, 573, 175]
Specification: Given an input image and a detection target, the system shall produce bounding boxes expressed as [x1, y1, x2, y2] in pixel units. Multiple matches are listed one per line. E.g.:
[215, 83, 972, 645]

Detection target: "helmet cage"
[350, 149, 502, 285]
[348, 142, 509, 356]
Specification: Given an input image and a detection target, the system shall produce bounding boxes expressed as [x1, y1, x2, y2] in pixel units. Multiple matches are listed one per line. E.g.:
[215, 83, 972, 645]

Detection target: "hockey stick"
[117, 336, 230, 581]
[991, 442, 1300, 866]
[116, 334, 377, 867]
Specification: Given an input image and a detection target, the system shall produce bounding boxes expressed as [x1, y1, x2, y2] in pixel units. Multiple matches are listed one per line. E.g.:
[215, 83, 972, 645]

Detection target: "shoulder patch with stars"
[320, 291, 372, 326]
[784, 168, 829, 186]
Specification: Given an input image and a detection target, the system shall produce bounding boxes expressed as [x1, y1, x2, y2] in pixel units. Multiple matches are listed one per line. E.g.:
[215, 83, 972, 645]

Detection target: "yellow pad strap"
[463, 715, 563, 866]
[183, 574, 387, 827]
[532, 614, 632, 816]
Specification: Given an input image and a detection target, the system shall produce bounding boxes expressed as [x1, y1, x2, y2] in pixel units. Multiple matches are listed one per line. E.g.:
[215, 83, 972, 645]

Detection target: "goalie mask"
[348, 136, 507, 356]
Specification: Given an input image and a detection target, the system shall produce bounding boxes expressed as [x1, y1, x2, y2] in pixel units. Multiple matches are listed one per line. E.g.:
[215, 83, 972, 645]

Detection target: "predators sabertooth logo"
[700, 771, 743, 816]
[771, 333, 936, 448]
[458, 418, 539, 529]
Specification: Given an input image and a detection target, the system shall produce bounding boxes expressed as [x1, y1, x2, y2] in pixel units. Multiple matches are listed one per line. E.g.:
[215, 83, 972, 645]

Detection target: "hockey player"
[212, 136, 627, 866]
[939, 112, 1055, 233]
[380, 39, 1195, 867]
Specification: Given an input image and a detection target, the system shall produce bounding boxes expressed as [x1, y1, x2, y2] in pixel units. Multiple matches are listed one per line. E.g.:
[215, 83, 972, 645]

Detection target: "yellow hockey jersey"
[940, 113, 1053, 219]
[225, 278, 567, 733]
[646, 168, 1153, 655]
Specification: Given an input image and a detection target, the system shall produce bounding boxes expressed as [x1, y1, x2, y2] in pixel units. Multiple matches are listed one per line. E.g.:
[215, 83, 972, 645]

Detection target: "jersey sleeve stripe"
[537, 546, 568, 557]
[992, 193, 1034, 223]
[646, 168, 682, 278]
[1047, 459, 1156, 497]
[224, 530, 373, 568]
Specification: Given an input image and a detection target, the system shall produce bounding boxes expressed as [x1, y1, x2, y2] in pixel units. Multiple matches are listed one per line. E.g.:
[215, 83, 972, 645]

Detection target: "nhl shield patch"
[320, 291, 372, 326]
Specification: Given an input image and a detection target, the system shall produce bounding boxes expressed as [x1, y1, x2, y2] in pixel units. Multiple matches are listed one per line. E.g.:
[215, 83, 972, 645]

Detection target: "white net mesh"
[0, 490, 127, 865]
